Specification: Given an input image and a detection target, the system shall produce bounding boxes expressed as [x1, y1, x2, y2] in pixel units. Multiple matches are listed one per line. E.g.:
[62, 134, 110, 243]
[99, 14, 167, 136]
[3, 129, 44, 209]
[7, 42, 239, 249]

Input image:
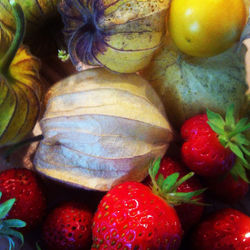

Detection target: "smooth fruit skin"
[181, 114, 235, 177]
[157, 157, 205, 231]
[206, 174, 249, 203]
[92, 182, 182, 250]
[0, 168, 46, 230]
[168, 0, 247, 57]
[42, 201, 93, 250]
[191, 208, 250, 250]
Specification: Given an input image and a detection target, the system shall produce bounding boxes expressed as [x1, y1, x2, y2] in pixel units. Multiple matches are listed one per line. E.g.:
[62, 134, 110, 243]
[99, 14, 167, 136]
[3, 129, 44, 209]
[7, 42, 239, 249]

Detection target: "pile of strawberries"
[0, 106, 249, 250]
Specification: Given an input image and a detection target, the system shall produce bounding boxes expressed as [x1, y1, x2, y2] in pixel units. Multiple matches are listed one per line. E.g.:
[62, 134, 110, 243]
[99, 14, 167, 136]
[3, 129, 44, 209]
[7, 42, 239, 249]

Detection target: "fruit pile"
[0, 0, 249, 249]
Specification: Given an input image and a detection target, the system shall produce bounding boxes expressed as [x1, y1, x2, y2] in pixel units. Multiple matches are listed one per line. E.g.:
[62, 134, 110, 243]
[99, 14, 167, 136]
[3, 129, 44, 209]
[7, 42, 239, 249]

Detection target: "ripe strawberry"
[157, 157, 205, 231]
[92, 159, 204, 249]
[191, 208, 250, 250]
[0, 168, 46, 230]
[92, 182, 182, 250]
[181, 105, 249, 177]
[42, 201, 93, 250]
[205, 158, 249, 203]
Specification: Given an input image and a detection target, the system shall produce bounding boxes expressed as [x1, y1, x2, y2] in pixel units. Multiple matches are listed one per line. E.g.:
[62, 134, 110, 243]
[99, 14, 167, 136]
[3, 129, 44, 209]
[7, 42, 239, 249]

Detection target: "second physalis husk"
[58, 0, 170, 73]
[34, 68, 172, 191]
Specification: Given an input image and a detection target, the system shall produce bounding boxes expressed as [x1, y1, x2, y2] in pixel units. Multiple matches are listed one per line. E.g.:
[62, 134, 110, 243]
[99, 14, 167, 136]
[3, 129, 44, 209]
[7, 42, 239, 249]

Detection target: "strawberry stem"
[149, 158, 206, 206]
[0, 1, 25, 75]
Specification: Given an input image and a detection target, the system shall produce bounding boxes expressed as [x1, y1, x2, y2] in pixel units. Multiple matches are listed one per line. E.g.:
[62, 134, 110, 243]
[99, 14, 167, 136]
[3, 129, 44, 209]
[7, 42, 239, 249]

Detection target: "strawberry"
[157, 157, 205, 231]
[205, 158, 249, 203]
[92, 159, 204, 249]
[42, 201, 93, 250]
[191, 208, 250, 250]
[181, 105, 250, 177]
[0, 168, 46, 230]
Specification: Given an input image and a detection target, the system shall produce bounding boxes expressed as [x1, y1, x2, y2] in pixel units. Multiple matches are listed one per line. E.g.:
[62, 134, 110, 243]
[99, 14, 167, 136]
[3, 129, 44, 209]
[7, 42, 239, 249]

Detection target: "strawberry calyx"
[207, 104, 250, 181]
[0, 192, 26, 250]
[230, 158, 250, 184]
[149, 158, 206, 206]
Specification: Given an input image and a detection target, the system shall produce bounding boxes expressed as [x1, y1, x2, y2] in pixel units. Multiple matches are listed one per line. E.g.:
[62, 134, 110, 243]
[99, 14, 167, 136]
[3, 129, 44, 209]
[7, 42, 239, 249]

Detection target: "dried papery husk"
[58, 0, 170, 73]
[0, 0, 60, 56]
[142, 37, 248, 129]
[34, 68, 173, 191]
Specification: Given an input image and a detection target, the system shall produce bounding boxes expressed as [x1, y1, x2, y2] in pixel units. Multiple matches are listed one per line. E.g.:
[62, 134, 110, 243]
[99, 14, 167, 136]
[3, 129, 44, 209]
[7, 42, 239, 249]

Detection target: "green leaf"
[207, 121, 225, 135]
[225, 104, 235, 128]
[240, 145, 250, 156]
[156, 174, 164, 189]
[229, 143, 247, 164]
[171, 172, 194, 191]
[3, 219, 26, 228]
[229, 118, 250, 137]
[6, 236, 15, 250]
[162, 173, 179, 193]
[219, 135, 228, 147]
[149, 158, 161, 180]
[0, 198, 15, 219]
[232, 133, 250, 146]
[36, 242, 42, 250]
[0, 228, 24, 245]
[207, 109, 225, 129]
[231, 161, 249, 183]
[0, 192, 2, 200]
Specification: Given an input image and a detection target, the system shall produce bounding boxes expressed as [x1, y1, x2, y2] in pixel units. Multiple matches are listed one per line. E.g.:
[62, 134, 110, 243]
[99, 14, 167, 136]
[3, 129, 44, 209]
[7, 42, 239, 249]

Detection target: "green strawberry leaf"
[207, 109, 225, 129]
[230, 118, 250, 136]
[171, 172, 194, 191]
[6, 236, 15, 250]
[207, 121, 225, 135]
[228, 142, 247, 164]
[0, 198, 15, 219]
[231, 160, 249, 183]
[233, 133, 250, 146]
[240, 145, 250, 156]
[156, 174, 164, 189]
[149, 158, 161, 180]
[162, 173, 179, 193]
[225, 104, 235, 128]
[0, 228, 24, 245]
[36, 242, 42, 250]
[3, 219, 26, 228]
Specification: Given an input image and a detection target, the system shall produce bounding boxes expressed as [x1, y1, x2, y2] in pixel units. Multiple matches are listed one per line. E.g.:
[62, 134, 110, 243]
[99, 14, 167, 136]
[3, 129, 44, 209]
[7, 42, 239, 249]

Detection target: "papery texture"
[34, 68, 172, 191]
[142, 37, 248, 129]
[0, 45, 41, 146]
[58, 0, 170, 73]
[0, 0, 60, 56]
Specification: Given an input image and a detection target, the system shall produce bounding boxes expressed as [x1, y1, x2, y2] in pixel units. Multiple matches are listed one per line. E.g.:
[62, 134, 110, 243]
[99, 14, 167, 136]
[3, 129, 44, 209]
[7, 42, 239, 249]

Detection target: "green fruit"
[142, 37, 248, 129]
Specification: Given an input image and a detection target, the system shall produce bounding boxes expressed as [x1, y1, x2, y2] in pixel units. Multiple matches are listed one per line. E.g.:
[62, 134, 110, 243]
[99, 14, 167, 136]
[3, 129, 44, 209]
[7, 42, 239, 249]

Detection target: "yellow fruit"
[168, 0, 247, 57]
[58, 0, 170, 73]
[34, 68, 173, 191]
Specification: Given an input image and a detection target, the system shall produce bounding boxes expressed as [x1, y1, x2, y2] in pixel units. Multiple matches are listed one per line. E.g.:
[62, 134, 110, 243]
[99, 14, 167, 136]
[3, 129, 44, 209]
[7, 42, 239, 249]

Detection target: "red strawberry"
[92, 181, 182, 250]
[181, 105, 249, 177]
[157, 157, 205, 231]
[191, 208, 250, 250]
[92, 159, 205, 249]
[42, 201, 93, 250]
[0, 168, 46, 230]
[205, 158, 249, 203]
